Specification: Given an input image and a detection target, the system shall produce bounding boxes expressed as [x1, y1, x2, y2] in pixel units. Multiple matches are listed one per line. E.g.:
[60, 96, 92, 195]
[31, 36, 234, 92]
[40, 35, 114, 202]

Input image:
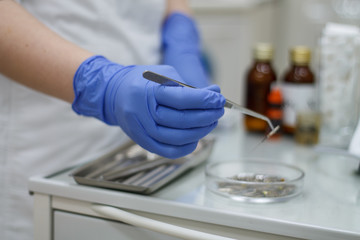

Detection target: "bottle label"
[282, 83, 316, 127]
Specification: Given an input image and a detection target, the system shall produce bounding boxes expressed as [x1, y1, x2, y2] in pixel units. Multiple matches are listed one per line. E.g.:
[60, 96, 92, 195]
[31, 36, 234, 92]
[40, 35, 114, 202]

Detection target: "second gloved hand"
[162, 12, 209, 88]
[72, 56, 225, 158]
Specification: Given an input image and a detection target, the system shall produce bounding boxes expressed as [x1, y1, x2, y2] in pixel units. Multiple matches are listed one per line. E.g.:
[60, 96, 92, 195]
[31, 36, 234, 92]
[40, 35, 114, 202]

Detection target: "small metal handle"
[143, 70, 195, 88]
[92, 204, 237, 240]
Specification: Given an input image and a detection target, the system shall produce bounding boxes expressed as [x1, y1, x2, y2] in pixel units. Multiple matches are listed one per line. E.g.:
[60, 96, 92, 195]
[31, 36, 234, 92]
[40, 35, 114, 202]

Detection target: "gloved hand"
[162, 12, 209, 88]
[72, 56, 225, 159]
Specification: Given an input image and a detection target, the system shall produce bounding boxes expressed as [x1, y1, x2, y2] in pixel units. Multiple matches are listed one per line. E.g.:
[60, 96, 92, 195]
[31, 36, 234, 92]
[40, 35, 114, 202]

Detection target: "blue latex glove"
[72, 56, 225, 159]
[162, 12, 209, 88]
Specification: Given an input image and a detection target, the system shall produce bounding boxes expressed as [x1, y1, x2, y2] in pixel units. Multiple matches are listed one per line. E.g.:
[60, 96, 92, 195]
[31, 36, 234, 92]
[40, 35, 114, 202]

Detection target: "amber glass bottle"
[245, 43, 276, 132]
[282, 46, 315, 134]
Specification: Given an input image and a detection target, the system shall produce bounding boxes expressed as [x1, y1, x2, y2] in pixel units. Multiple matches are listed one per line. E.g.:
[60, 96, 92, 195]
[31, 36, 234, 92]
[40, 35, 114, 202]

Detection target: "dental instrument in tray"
[72, 138, 215, 194]
[142, 71, 280, 139]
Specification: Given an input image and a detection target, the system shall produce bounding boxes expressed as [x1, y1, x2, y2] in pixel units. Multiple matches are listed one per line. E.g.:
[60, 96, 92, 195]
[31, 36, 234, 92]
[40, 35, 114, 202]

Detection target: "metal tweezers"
[142, 70, 279, 137]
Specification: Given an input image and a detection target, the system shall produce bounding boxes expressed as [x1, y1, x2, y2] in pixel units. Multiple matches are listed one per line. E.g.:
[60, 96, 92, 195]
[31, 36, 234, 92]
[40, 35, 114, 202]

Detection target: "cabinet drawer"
[54, 210, 180, 240]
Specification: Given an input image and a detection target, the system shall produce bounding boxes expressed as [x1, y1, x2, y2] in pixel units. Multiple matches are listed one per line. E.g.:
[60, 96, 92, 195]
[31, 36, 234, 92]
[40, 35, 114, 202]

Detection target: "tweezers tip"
[267, 125, 280, 138]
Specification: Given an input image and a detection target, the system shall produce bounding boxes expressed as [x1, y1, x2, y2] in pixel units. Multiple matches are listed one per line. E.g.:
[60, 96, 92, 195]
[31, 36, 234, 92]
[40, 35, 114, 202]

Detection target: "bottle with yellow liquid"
[244, 43, 277, 132]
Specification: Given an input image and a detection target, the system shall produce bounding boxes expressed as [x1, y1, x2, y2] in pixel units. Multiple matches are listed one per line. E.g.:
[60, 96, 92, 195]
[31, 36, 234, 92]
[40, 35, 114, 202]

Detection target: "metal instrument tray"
[71, 138, 214, 194]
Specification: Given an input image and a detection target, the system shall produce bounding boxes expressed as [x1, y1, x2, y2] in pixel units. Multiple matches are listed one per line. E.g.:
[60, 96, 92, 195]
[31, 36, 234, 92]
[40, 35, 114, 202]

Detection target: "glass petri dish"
[205, 160, 305, 203]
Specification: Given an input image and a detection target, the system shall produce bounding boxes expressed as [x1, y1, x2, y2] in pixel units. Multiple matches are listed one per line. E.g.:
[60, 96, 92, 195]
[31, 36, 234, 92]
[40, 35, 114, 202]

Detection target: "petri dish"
[205, 160, 304, 203]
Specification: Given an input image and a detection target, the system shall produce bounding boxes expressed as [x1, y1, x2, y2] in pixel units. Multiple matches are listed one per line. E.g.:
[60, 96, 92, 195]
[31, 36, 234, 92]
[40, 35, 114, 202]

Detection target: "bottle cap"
[254, 43, 273, 61]
[290, 46, 311, 65]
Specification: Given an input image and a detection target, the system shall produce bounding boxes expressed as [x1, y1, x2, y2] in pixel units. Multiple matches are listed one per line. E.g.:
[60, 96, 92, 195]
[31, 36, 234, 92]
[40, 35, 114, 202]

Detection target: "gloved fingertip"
[204, 91, 226, 108]
[161, 142, 198, 159]
[219, 95, 226, 107]
[200, 85, 226, 108]
[209, 121, 218, 131]
[204, 84, 221, 93]
[215, 97, 225, 109]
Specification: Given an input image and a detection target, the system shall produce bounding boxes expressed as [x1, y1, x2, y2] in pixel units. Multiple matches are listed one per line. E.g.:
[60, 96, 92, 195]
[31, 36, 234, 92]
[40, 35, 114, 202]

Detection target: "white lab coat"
[0, 0, 165, 239]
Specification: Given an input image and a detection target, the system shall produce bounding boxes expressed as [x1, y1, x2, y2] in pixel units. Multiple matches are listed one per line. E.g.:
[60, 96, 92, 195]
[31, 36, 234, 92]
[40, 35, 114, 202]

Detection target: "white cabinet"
[54, 211, 179, 240]
[32, 194, 298, 240]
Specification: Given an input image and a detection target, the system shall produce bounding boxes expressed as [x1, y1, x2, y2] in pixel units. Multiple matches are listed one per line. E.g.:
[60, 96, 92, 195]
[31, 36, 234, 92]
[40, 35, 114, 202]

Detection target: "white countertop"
[29, 112, 360, 240]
